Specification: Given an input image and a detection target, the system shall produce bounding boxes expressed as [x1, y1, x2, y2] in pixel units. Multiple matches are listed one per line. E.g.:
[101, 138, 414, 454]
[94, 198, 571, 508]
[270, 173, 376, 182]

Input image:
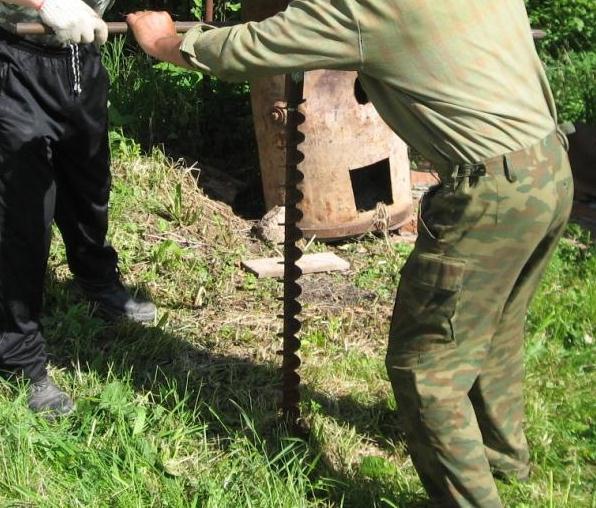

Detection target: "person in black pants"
[0, 0, 156, 417]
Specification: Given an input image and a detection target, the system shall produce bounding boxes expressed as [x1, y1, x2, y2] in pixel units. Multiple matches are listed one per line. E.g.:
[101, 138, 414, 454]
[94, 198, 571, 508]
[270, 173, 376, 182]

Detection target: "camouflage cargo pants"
[385, 132, 574, 507]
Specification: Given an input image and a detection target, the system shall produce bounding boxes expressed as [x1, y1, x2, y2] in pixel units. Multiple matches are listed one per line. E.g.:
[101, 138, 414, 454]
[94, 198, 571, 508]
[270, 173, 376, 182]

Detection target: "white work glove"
[39, 0, 108, 45]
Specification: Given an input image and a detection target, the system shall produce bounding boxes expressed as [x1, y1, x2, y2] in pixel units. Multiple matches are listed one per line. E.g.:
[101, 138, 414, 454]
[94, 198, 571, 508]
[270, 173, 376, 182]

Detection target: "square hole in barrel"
[350, 158, 393, 211]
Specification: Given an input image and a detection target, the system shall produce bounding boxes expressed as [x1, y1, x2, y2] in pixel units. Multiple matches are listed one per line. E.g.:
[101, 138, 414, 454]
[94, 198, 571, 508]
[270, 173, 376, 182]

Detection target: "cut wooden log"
[242, 252, 350, 279]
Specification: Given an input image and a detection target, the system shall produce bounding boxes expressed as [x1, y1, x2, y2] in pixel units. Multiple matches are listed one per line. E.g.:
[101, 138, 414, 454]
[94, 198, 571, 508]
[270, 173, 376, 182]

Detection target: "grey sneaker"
[75, 277, 156, 323]
[28, 376, 75, 417]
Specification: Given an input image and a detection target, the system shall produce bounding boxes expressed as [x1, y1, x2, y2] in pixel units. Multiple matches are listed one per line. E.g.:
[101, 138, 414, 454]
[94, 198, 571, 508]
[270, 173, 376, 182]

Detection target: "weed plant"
[102, 35, 255, 167]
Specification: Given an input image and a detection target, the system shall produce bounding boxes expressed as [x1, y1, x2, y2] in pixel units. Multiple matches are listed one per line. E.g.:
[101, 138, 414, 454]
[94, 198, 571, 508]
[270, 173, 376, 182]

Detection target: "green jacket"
[181, 0, 557, 165]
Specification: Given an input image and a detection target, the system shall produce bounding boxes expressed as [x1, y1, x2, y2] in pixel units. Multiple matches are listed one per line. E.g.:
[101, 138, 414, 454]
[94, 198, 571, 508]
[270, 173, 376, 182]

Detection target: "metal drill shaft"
[280, 71, 305, 430]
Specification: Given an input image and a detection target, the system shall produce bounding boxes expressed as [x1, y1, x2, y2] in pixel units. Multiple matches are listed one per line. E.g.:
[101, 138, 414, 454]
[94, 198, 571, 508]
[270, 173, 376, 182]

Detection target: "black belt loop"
[504, 154, 518, 183]
[450, 163, 486, 179]
[446, 162, 486, 191]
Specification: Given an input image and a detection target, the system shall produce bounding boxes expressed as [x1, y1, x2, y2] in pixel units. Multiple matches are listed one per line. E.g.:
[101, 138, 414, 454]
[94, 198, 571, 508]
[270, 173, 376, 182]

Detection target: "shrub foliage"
[526, 0, 596, 55]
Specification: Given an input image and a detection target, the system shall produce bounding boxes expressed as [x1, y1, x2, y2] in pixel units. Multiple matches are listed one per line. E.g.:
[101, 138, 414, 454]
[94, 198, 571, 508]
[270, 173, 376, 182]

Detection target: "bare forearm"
[1, 0, 43, 9]
[127, 12, 196, 70]
[152, 36, 193, 70]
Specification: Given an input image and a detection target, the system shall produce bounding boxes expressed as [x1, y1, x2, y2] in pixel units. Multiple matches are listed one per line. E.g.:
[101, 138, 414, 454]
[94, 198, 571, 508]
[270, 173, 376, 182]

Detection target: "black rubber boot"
[75, 277, 156, 323]
[28, 376, 75, 417]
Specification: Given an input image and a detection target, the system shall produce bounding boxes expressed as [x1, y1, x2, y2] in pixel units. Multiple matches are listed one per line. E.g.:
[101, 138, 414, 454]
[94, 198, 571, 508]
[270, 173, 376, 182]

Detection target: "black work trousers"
[0, 30, 118, 381]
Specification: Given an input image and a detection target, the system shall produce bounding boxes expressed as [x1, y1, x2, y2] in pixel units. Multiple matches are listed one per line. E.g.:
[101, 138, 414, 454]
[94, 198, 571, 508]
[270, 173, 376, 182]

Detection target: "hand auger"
[279, 72, 306, 434]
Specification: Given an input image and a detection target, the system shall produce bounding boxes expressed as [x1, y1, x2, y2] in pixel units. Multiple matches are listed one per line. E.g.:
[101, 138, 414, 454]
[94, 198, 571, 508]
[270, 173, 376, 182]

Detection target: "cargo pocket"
[388, 253, 466, 360]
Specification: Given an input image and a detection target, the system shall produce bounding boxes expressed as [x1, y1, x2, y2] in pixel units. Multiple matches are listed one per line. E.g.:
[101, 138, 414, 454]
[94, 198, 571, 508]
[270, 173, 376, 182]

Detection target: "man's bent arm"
[130, 0, 364, 82]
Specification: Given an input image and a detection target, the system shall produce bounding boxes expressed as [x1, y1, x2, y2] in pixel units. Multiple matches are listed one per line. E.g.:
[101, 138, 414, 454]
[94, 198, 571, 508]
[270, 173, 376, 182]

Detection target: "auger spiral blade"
[279, 70, 307, 435]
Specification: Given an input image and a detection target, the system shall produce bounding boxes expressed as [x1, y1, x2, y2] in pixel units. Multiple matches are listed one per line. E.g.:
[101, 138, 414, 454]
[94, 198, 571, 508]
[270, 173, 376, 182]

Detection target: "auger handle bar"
[14, 21, 202, 36]
[14, 22, 547, 39]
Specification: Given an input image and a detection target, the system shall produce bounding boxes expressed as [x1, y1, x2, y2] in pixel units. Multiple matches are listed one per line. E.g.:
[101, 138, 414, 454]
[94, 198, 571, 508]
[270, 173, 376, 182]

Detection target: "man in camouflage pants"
[128, 1, 574, 505]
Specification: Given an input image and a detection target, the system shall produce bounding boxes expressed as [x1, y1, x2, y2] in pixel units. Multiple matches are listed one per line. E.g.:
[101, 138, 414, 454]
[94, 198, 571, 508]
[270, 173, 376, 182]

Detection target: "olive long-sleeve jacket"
[180, 0, 557, 165]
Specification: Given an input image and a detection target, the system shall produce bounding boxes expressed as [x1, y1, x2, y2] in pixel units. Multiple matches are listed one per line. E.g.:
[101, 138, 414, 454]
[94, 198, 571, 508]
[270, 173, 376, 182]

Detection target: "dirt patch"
[299, 273, 377, 309]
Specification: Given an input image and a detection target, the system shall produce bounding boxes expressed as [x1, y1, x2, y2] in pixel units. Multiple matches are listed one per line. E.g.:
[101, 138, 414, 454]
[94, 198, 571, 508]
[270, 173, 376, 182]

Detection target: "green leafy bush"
[526, 0, 596, 55]
[543, 51, 596, 123]
[102, 28, 254, 165]
[526, 1, 596, 124]
[102, 2, 252, 163]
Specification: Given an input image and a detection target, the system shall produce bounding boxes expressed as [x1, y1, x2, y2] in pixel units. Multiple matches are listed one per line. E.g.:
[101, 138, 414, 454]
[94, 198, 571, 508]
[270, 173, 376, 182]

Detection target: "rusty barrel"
[243, 1, 412, 240]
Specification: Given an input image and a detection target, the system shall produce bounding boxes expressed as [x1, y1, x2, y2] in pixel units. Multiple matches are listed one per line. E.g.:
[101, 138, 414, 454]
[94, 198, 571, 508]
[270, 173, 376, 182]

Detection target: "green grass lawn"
[0, 146, 594, 507]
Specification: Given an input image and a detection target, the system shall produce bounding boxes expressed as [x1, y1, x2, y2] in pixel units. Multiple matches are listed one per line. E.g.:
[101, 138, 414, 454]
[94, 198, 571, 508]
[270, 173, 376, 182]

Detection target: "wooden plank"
[242, 252, 350, 279]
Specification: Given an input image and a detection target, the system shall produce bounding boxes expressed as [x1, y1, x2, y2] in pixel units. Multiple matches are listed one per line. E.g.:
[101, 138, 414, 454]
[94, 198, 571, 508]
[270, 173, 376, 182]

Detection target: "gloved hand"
[38, 0, 108, 45]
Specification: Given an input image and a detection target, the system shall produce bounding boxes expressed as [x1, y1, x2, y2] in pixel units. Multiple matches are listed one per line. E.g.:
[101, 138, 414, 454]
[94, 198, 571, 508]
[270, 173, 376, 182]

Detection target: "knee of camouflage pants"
[386, 250, 503, 508]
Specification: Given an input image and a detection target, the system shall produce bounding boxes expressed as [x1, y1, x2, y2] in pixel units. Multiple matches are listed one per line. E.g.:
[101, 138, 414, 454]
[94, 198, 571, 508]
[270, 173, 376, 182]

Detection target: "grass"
[0, 142, 594, 507]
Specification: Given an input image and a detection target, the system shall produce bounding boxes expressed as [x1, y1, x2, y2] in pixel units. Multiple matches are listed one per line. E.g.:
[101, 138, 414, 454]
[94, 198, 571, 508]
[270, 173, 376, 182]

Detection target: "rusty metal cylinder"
[243, 1, 412, 240]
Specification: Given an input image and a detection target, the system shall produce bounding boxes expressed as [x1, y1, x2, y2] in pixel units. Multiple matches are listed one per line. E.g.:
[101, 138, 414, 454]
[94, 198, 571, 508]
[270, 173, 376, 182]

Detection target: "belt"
[433, 130, 563, 183]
